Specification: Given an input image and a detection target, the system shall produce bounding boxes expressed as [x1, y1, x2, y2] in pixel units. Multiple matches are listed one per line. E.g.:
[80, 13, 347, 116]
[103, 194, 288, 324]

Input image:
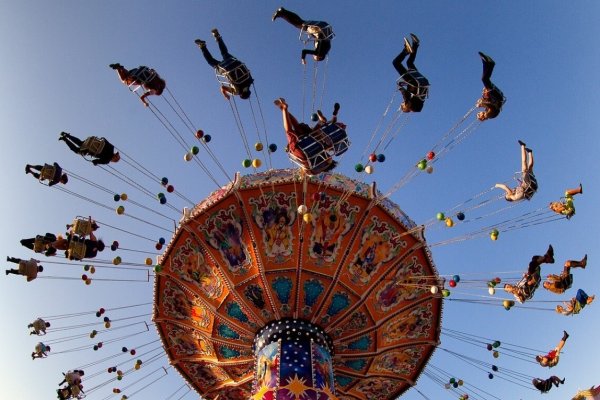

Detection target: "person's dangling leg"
[272, 8, 305, 29]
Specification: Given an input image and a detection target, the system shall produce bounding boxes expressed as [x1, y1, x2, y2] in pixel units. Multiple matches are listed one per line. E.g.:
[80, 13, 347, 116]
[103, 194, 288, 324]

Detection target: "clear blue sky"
[0, 1, 599, 399]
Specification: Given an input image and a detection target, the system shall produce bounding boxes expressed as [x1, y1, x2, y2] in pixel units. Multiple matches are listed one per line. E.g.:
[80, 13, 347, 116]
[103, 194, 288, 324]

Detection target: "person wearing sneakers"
[109, 63, 166, 107]
[392, 33, 430, 113]
[549, 184, 583, 219]
[272, 7, 332, 64]
[195, 29, 254, 100]
[536, 331, 569, 367]
[532, 376, 566, 393]
[495, 140, 537, 201]
[543, 254, 587, 294]
[59, 132, 120, 165]
[476, 52, 505, 121]
[504, 245, 554, 303]
[25, 162, 68, 186]
[5, 256, 43, 282]
[556, 289, 595, 316]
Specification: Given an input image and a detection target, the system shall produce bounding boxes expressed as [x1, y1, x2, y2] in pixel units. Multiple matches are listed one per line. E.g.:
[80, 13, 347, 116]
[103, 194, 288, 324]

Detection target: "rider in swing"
[393, 33, 430, 113]
[195, 29, 254, 100]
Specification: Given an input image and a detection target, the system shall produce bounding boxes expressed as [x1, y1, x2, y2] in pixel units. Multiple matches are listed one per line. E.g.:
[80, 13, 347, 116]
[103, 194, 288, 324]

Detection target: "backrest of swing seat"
[80, 136, 105, 155]
[217, 59, 252, 86]
[67, 240, 87, 260]
[300, 21, 335, 41]
[40, 164, 56, 181]
[397, 73, 430, 97]
[33, 236, 47, 253]
[72, 218, 92, 236]
[289, 135, 330, 172]
[322, 123, 350, 156]
[130, 67, 157, 85]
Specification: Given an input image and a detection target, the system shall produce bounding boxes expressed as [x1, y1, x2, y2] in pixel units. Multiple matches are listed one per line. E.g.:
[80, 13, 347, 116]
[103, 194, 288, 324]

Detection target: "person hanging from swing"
[274, 98, 342, 175]
[556, 288, 595, 316]
[272, 7, 333, 64]
[195, 29, 254, 100]
[393, 33, 430, 113]
[495, 140, 537, 201]
[28, 318, 51, 335]
[543, 254, 587, 294]
[31, 342, 50, 360]
[59, 132, 120, 165]
[25, 162, 68, 186]
[549, 184, 583, 219]
[532, 376, 566, 393]
[109, 63, 166, 107]
[504, 245, 554, 303]
[476, 52, 506, 121]
[536, 330, 569, 367]
[5, 256, 43, 282]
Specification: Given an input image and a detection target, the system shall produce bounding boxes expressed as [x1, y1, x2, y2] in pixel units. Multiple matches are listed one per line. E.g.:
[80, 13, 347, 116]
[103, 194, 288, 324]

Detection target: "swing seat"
[507, 273, 540, 303]
[300, 21, 335, 42]
[71, 217, 93, 237]
[514, 171, 538, 200]
[33, 235, 51, 253]
[80, 137, 106, 156]
[39, 164, 57, 181]
[288, 135, 332, 175]
[322, 123, 350, 156]
[397, 70, 430, 101]
[128, 66, 157, 92]
[216, 59, 253, 90]
[67, 238, 87, 261]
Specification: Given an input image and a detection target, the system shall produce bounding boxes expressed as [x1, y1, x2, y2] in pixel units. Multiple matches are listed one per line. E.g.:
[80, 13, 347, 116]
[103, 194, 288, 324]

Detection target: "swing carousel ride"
[4, 3, 599, 400]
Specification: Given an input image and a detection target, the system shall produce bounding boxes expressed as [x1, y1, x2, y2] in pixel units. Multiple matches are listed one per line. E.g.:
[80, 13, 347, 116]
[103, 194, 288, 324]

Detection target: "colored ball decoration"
[303, 213, 313, 223]
[252, 158, 262, 168]
[184, 152, 193, 161]
[242, 159, 252, 168]
[488, 373, 494, 379]
[105, 321, 111, 329]
[456, 212, 465, 221]
[445, 217, 454, 227]
[195, 130, 204, 139]
[161, 177, 169, 185]
[364, 165, 373, 174]
[492, 365, 498, 372]
[159, 197, 167, 205]
[166, 185, 174, 193]
[486, 343, 493, 351]
[130, 349, 136, 355]
[159, 237, 166, 245]
[85, 278, 92, 285]
[202, 134, 211, 143]
[436, 212, 445, 221]
[155, 243, 163, 250]
[255, 142, 264, 151]
[120, 193, 128, 201]
[452, 274, 460, 283]
[488, 287, 496, 295]
[426, 165, 433, 174]
[492, 350, 499, 358]
[354, 163, 364, 172]
[113, 256, 121, 265]
[268, 143, 277, 152]
[113, 194, 121, 202]
[191, 146, 199, 155]
[426, 151, 435, 160]
[369, 153, 377, 162]
[441, 289, 450, 297]
[122, 347, 128, 353]
[297, 205, 308, 215]
[417, 159, 427, 170]
[448, 280, 456, 288]
[116, 206, 125, 215]
[154, 265, 162, 273]
[377, 154, 385, 162]
[145, 258, 152, 265]
[84, 265, 90, 271]
[430, 286, 439, 294]
[492, 340, 501, 348]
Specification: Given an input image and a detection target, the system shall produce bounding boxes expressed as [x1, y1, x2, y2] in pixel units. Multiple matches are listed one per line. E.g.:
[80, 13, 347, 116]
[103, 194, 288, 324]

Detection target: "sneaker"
[410, 33, 420, 47]
[547, 244, 554, 257]
[525, 147, 533, 153]
[194, 39, 206, 48]
[579, 183, 583, 194]
[563, 330, 569, 340]
[518, 140, 526, 146]
[5, 270, 9, 275]
[333, 102, 340, 115]
[478, 51, 495, 65]
[581, 254, 588, 269]
[403, 37, 413, 54]
[272, 7, 283, 21]
[25, 165, 31, 174]
[211, 28, 220, 38]
[109, 63, 121, 69]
